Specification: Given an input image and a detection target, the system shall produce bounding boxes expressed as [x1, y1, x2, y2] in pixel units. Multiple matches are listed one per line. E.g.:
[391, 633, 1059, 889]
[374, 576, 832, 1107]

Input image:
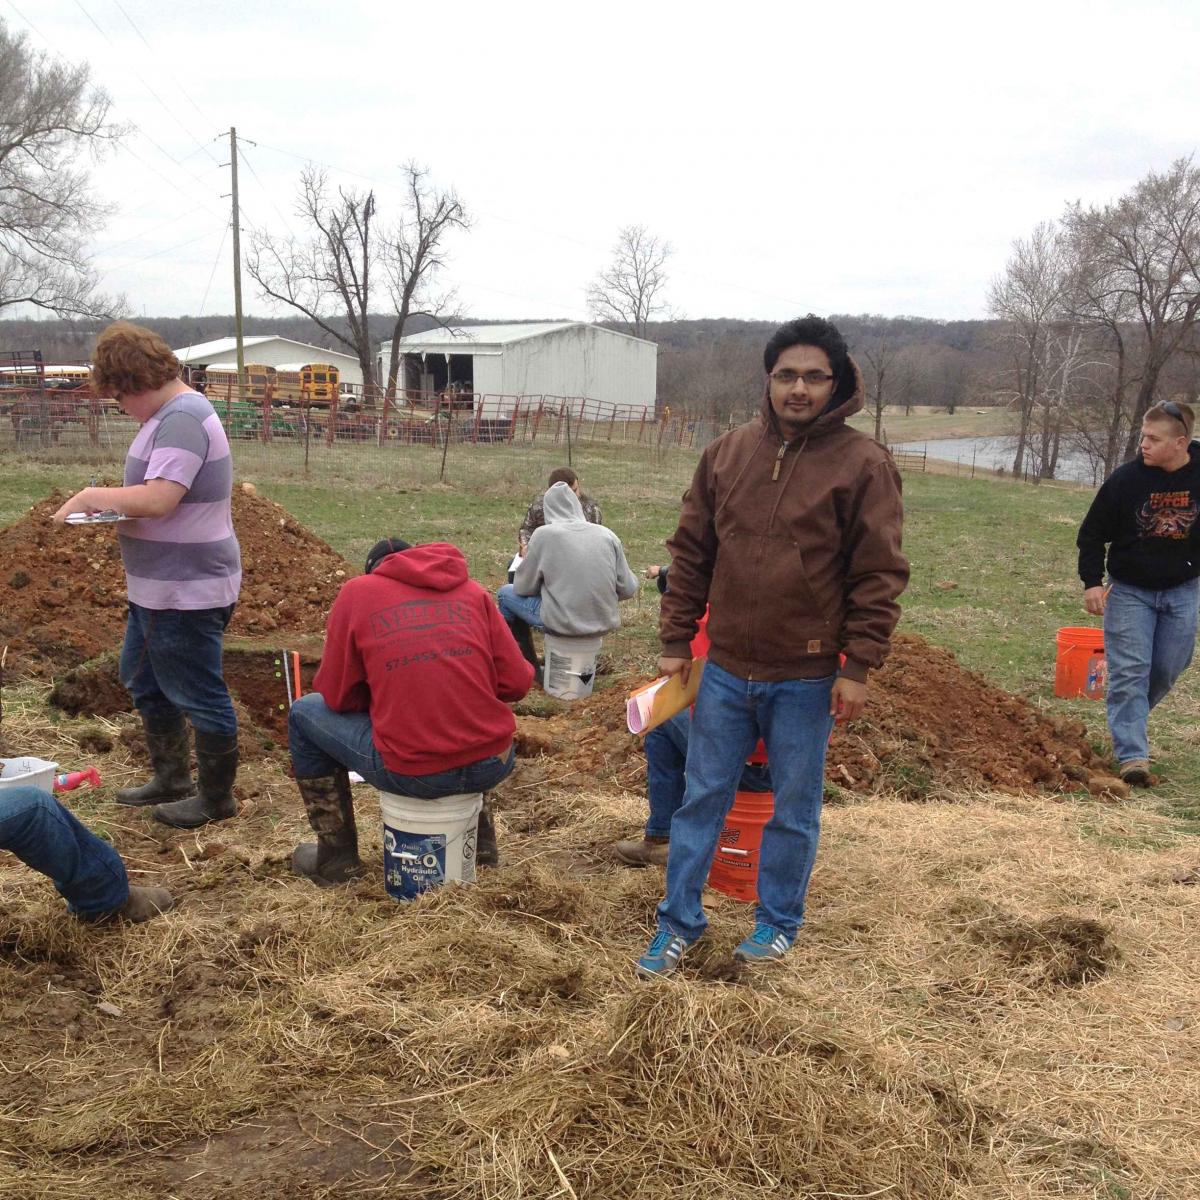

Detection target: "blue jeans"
[1104, 578, 1200, 763]
[645, 711, 772, 839]
[496, 585, 543, 630]
[120, 603, 238, 736]
[0, 786, 128, 917]
[289, 693, 517, 797]
[656, 659, 835, 943]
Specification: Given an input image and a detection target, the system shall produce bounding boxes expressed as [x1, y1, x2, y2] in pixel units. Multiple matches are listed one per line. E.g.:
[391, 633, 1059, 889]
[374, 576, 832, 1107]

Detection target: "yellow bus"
[0, 363, 91, 390]
[203, 363, 276, 403]
[274, 362, 340, 406]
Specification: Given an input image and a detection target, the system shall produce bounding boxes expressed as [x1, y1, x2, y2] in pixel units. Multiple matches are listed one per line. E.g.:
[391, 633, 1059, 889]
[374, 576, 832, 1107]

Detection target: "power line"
[91, 202, 214, 257]
[71, 0, 221, 167]
[102, 228, 219, 270]
[197, 221, 231, 317]
[108, 0, 216, 128]
[238, 145, 298, 239]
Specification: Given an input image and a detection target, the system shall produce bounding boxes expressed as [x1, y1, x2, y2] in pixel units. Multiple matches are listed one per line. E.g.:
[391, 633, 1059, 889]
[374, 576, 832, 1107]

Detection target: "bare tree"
[246, 168, 378, 389]
[860, 333, 891, 442]
[587, 224, 673, 339]
[0, 20, 121, 316]
[379, 163, 468, 405]
[1062, 158, 1200, 463]
[988, 222, 1069, 475]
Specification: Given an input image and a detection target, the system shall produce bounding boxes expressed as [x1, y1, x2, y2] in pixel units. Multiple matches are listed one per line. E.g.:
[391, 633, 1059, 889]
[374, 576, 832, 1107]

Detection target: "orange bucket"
[708, 790, 774, 903]
[1054, 626, 1106, 700]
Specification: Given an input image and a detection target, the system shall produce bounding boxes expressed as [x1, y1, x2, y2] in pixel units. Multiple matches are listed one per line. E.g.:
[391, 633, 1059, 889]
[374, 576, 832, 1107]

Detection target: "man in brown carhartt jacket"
[636, 315, 909, 979]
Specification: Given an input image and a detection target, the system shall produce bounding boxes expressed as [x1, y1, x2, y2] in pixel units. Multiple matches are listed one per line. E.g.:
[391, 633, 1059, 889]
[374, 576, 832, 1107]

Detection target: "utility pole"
[229, 127, 246, 405]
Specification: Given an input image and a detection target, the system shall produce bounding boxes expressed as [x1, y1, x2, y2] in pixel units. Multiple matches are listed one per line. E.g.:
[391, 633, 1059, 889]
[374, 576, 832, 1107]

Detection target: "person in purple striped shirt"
[54, 322, 241, 830]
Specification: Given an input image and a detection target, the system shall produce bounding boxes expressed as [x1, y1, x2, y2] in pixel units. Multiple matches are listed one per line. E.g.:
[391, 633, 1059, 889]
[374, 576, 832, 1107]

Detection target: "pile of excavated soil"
[48, 627, 1120, 798]
[512, 634, 1123, 798]
[0, 487, 350, 678]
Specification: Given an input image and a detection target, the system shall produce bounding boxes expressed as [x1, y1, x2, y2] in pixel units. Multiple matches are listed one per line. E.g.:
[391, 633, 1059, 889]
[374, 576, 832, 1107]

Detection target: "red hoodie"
[313, 543, 534, 775]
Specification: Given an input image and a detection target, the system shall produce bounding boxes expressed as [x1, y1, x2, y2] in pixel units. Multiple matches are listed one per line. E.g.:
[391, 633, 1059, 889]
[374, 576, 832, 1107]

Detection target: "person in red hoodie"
[288, 537, 535, 887]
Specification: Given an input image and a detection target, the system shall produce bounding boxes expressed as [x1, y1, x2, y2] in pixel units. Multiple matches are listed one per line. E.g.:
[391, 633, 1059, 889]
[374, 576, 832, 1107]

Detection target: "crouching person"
[0, 785, 173, 922]
[288, 537, 535, 887]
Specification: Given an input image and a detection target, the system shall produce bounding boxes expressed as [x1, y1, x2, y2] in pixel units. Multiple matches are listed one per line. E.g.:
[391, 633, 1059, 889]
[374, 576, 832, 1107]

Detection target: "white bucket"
[378, 790, 482, 901]
[542, 633, 603, 701]
[0, 757, 58, 794]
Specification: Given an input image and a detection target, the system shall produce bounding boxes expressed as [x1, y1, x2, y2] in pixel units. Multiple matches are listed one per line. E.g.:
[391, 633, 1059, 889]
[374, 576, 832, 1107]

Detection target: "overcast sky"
[8, 0, 1199, 325]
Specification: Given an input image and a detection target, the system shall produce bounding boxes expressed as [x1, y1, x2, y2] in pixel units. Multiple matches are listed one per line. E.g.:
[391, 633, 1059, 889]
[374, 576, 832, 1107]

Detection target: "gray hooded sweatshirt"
[514, 482, 639, 636]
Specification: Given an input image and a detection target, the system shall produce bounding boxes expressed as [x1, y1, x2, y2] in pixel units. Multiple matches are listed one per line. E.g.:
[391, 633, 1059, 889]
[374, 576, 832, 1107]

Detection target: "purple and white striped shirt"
[119, 390, 242, 610]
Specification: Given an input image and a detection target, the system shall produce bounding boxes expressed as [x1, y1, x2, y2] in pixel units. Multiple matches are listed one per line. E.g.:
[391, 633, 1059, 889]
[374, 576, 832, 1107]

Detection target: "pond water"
[890, 435, 1105, 485]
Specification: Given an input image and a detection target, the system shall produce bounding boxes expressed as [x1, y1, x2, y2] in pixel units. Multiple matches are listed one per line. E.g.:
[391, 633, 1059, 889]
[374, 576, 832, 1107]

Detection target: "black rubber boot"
[476, 796, 499, 868]
[506, 617, 543, 688]
[153, 729, 238, 828]
[117, 711, 195, 807]
[291, 770, 363, 887]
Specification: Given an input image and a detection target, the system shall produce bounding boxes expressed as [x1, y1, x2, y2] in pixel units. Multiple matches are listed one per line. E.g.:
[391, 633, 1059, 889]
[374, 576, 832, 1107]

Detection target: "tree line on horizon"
[7, 20, 1200, 482]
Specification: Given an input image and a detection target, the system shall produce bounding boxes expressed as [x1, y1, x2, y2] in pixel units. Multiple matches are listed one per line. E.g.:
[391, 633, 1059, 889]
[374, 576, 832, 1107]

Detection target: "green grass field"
[5, 440, 1198, 835]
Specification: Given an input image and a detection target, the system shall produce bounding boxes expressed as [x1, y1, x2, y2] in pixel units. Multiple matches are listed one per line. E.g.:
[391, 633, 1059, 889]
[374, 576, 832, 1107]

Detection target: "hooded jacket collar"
[542, 482, 587, 523]
[372, 542, 468, 592]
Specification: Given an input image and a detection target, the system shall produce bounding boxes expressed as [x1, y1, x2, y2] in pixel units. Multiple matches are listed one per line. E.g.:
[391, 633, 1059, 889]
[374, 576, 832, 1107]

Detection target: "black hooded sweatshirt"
[1077, 443, 1200, 589]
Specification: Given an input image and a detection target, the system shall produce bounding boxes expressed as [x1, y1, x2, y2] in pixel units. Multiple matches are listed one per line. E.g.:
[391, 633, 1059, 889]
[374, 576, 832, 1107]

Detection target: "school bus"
[0, 363, 91, 390]
[203, 363, 276, 403]
[274, 362, 340, 406]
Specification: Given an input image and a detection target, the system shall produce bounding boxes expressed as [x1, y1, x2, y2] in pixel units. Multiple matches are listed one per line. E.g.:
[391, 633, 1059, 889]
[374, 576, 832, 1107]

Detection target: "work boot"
[477, 796, 499, 868]
[1119, 759, 1151, 787]
[291, 770, 363, 887]
[153, 729, 238, 828]
[116, 711, 195, 807]
[506, 616, 543, 688]
[118, 885, 175, 923]
[614, 836, 669, 867]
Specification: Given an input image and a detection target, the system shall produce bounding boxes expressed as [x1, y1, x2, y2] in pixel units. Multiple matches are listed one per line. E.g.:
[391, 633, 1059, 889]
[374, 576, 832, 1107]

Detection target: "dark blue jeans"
[656, 659, 835, 943]
[120, 603, 238, 736]
[0, 786, 128, 917]
[1104, 578, 1200, 763]
[496, 585, 543, 630]
[289, 693, 516, 797]
[645, 711, 772, 839]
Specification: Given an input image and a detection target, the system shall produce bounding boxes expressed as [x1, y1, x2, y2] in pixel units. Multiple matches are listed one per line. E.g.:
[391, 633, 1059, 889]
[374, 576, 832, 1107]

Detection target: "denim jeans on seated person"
[0, 786, 129, 917]
[645, 711, 772, 840]
[120, 602, 238, 736]
[289, 693, 516, 798]
[1104, 577, 1200, 764]
[496, 584, 543, 630]
[656, 659, 835, 944]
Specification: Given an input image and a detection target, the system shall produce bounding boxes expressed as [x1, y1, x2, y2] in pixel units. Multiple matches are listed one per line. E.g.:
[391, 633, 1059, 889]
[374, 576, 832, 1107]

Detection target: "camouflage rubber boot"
[116, 711, 195, 807]
[477, 795, 499, 868]
[153, 730, 238, 828]
[291, 769, 363, 887]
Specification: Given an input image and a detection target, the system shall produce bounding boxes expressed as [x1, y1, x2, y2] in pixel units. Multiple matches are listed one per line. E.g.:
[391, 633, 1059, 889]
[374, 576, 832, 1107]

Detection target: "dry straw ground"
[3, 677, 1200, 1199]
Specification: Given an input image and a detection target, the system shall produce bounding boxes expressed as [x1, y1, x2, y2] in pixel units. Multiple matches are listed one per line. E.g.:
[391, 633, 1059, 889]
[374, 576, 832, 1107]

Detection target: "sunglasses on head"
[1160, 400, 1191, 432]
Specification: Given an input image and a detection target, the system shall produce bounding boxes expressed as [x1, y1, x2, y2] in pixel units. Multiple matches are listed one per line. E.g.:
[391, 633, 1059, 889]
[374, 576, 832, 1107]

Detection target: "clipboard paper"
[626, 659, 705, 735]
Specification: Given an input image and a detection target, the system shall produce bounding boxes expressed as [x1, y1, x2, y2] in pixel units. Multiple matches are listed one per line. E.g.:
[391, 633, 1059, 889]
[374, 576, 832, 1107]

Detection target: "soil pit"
[509, 634, 1123, 799]
[0, 487, 350, 678]
[51, 645, 321, 744]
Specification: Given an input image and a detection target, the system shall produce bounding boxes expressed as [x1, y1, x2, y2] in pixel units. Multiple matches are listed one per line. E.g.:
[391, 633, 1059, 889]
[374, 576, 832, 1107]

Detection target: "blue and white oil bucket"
[378, 790, 482, 901]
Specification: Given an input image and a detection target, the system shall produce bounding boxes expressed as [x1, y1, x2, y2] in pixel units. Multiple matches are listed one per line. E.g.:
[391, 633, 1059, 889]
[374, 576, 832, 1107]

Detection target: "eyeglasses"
[769, 369, 835, 387]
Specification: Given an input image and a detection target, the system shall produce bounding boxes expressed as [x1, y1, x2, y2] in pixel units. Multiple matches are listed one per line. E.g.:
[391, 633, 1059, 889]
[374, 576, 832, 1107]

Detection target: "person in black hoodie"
[1077, 401, 1200, 786]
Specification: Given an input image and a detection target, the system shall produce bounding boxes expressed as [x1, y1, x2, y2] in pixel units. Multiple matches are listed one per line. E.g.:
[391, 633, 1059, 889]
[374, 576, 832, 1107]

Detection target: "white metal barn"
[377, 322, 657, 417]
[173, 336, 363, 386]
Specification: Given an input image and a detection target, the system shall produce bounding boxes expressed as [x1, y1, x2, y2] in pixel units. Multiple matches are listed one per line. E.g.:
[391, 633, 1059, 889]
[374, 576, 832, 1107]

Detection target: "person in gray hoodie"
[496, 481, 639, 678]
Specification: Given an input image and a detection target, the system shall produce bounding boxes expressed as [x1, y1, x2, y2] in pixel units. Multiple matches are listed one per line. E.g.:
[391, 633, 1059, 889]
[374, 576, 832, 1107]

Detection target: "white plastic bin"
[0, 757, 58, 794]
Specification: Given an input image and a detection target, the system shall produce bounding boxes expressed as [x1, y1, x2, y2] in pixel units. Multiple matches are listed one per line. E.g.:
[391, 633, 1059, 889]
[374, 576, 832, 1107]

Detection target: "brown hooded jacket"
[660, 360, 909, 683]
